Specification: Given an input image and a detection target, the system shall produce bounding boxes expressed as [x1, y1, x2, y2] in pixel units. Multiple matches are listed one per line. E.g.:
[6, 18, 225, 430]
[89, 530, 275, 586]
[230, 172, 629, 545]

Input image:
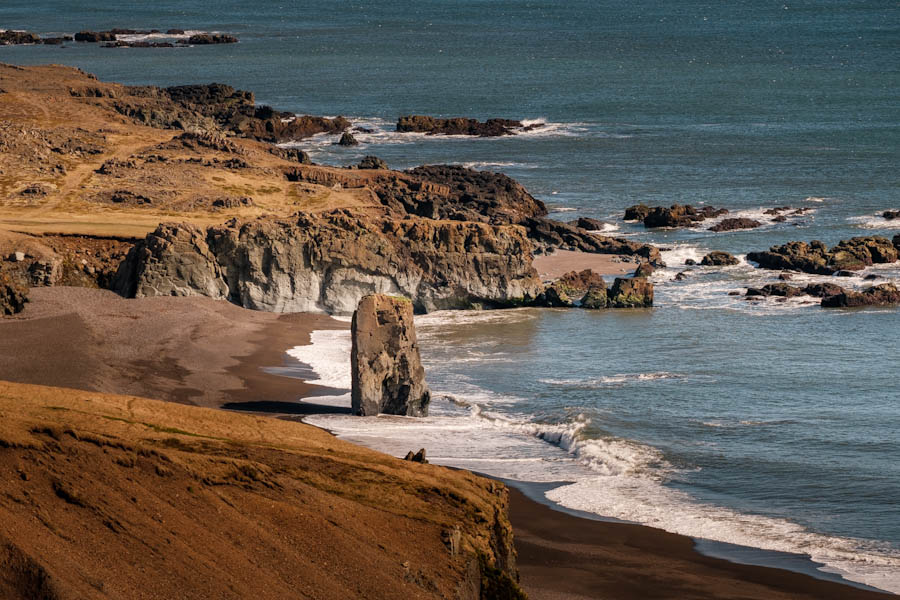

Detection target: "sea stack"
[351, 294, 430, 416]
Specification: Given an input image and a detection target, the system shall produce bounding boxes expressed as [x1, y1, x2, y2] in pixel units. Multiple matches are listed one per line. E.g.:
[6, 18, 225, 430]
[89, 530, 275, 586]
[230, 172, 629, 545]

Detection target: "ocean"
[3, 0, 898, 592]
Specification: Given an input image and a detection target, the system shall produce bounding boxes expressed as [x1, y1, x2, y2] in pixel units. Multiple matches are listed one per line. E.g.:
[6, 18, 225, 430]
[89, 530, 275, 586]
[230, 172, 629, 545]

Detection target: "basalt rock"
[749, 236, 899, 275]
[701, 251, 739, 266]
[608, 277, 653, 308]
[358, 156, 388, 170]
[1, 265, 29, 315]
[534, 282, 574, 308]
[746, 282, 847, 299]
[113, 210, 543, 314]
[580, 285, 608, 309]
[0, 30, 42, 45]
[624, 204, 651, 221]
[633, 263, 655, 278]
[556, 269, 605, 293]
[821, 283, 900, 308]
[708, 218, 762, 233]
[747, 241, 831, 275]
[74, 31, 118, 43]
[337, 131, 359, 146]
[396, 115, 534, 137]
[351, 294, 430, 417]
[566, 217, 608, 231]
[642, 204, 728, 228]
[181, 34, 239, 45]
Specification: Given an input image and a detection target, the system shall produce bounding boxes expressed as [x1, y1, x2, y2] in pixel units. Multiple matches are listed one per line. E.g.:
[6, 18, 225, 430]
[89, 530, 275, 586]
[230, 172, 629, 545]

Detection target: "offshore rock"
[608, 277, 653, 308]
[633, 263, 655, 278]
[351, 294, 430, 416]
[534, 282, 574, 308]
[566, 217, 609, 231]
[827, 236, 898, 271]
[708, 217, 762, 233]
[747, 241, 831, 275]
[624, 204, 651, 221]
[701, 251, 739, 266]
[396, 115, 534, 137]
[821, 283, 900, 308]
[642, 204, 728, 228]
[337, 131, 359, 146]
[113, 211, 543, 314]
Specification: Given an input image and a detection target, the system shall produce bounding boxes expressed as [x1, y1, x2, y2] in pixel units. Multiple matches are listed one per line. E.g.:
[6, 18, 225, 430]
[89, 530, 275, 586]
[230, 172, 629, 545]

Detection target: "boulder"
[708, 218, 762, 233]
[567, 217, 608, 231]
[358, 156, 388, 170]
[534, 282, 574, 308]
[802, 282, 845, 298]
[747, 241, 831, 275]
[642, 204, 727, 228]
[608, 277, 653, 308]
[633, 263, 655, 278]
[404, 449, 428, 463]
[556, 269, 605, 293]
[882, 210, 900, 220]
[624, 204, 651, 221]
[580, 284, 608, 309]
[351, 294, 430, 416]
[745, 283, 802, 298]
[821, 283, 900, 308]
[700, 251, 739, 266]
[337, 131, 359, 146]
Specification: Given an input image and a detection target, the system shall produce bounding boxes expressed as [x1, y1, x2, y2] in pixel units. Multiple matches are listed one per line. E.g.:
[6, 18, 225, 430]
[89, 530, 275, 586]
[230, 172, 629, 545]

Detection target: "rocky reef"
[747, 236, 900, 275]
[113, 210, 542, 314]
[533, 269, 654, 309]
[625, 203, 728, 228]
[351, 294, 430, 416]
[396, 115, 538, 137]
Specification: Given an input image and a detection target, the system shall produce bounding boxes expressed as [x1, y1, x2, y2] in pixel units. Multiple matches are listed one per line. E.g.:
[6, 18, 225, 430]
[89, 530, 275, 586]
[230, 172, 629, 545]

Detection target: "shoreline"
[2, 288, 895, 597]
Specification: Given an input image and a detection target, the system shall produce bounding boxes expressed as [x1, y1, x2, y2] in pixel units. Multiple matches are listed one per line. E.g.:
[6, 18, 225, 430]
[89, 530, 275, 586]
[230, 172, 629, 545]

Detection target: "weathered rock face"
[114, 211, 543, 314]
[351, 294, 430, 416]
[708, 218, 762, 233]
[701, 251, 739, 266]
[821, 283, 900, 308]
[748, 236, 899, 275]
[1, 265, 29, 315]
[608, 277, 653, 308]
[396, 115, 535, 137]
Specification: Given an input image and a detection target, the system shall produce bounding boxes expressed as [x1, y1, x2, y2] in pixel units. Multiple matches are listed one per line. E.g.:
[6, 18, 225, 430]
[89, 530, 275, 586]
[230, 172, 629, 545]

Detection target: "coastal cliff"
[113, 210, 542, 314]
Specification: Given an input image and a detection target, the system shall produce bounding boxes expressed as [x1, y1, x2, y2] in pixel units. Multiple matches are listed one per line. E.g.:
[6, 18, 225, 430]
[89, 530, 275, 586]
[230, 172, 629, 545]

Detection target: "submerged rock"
[351, 294, 430, 417]
[821, 283, 900, 308]
[700, 251, 739, 266]
[608, 277, 653, 308]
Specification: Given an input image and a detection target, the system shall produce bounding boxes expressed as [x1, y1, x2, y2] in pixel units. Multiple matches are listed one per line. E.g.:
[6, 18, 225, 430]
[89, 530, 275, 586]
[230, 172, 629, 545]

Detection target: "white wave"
[115, 29, 206, 42]
[660, 243, 707, 267]
[547, 206, 578, 213]
[848, 212, 900, 230]
[415, 307, 537, 329]
[285, 329, 351, 389]
[588, 223, 620, 234]
[805, 196, 829, 203]
[539, 372, 685, 388]
[547, 478, 900, 594]
[457, 161, 539, 170]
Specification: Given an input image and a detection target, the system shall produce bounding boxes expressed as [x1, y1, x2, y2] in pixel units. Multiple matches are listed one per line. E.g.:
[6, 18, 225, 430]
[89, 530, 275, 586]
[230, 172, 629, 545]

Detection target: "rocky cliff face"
[351, 294, 430, 416]
[114, 210, 543, 314]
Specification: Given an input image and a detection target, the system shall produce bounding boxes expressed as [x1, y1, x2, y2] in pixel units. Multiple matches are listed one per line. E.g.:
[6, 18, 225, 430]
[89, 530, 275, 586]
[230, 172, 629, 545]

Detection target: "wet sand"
[533, 249, 638, 279]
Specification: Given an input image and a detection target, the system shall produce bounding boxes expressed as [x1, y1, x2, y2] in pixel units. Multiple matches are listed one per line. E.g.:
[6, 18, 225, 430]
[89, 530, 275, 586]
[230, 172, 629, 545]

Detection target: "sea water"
[3, 0, 898, 592]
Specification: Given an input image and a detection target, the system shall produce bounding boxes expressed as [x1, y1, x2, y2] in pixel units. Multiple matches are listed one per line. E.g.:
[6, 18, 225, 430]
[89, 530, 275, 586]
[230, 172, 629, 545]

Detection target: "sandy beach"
[533, 249, 639, 280]
[1, 287, 894, 598]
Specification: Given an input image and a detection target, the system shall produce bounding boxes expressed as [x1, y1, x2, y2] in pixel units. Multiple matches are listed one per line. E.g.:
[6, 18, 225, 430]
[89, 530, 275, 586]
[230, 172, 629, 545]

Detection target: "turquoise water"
[3, 0, 899, 591]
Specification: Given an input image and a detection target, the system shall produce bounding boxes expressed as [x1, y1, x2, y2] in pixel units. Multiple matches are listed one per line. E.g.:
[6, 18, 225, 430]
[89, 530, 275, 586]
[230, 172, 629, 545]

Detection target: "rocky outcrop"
[74, 31, 117, 42]
[113, 210, 543, 314]
[396, 115, 536, 137]
[358, 156, 387, 170]
[640, 204, 728, 228]
[181, 34, 238, 45]
[0, 30, 42, 45]
[351, 294, 430, 416]
[821, 283, 900, 308]
[708, 218, 762, 232]
[608, 277, 653, 308]
[111, 83, 349, 143]
[747, 241, 832, 275]
[580, 284, 608, 309]
[566, 217, 608, 231]
[534, 282, 574, 308]
[633, 263, 655, 277]
[701, 251, 739, 266]
[624, 204, 651, 222]
[748, 236, 899, 275]
[883, 210, 900, 220]
[1, 265, 29, 315]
